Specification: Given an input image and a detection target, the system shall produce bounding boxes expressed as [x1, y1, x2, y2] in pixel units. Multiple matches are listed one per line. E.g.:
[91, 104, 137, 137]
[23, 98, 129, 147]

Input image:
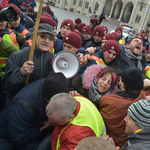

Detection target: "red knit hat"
[102, 25, 108, 34]
[145, 33, 149, 37]
[21, 2, 27, 8]
[75, 18, 82, 24]
[78, 23, 86, 32]
[40, 16, 56, 27]
[115, 26, 122, 34]
[44, 5, 51, 12]
[41, 13, 52, 19]
[73, 29, 81, 36]
[147, 48, 150, 53]
[63, 32, 82, 49]
[0, 4, 3, 11]
[135, 33, 144, 41]
[103, 40, 121, 57]
[61, 19, 75, 32]
[102, 33, 113, 41]
[28, 7, 34, 13]
[111, 32, 118, 41]
[90, 18, 98, 25]
[27, 0, 31, 4]
[93, 26, 105, 38]
[6, 4, 22, 18]
[81, 25, 92, 35]
[142, 47, 146, 54]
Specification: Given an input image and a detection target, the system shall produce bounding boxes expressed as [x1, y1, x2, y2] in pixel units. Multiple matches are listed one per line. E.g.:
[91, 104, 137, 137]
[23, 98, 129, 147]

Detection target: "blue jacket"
[0, 79, 48, 146]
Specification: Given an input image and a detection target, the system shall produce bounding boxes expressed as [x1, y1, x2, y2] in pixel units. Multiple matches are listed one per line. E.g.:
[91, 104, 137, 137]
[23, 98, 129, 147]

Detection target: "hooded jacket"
[120, 127, 150, 150]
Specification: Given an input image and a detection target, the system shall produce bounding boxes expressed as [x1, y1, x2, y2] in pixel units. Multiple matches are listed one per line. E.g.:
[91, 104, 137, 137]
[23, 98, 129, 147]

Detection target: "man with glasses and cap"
[2, 19, 56, 106]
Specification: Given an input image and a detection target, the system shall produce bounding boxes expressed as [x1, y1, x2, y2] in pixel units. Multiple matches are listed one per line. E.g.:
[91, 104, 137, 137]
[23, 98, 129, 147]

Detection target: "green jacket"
[0, 40, 19, 57]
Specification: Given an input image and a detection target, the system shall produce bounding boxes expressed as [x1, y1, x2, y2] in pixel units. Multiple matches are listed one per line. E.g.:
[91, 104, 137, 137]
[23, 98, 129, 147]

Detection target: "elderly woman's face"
[97, 73, 112, 93]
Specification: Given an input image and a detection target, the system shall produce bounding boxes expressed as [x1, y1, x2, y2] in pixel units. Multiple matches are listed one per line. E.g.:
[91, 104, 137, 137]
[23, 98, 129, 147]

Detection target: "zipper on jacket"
[41, 54, 43, 78]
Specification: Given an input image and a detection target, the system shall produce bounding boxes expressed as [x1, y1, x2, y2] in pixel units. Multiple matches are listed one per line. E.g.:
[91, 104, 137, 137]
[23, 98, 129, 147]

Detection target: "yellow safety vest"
[90, 55, 107, 66]
[145, 65, 150, 78]
[56, 95, 106, 150]
[118, 38, 125, 45]
[0, 29, 19, 77]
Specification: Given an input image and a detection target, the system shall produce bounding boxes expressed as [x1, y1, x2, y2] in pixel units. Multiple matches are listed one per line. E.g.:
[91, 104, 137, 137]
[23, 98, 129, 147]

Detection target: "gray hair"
[46, 93, 77, 117]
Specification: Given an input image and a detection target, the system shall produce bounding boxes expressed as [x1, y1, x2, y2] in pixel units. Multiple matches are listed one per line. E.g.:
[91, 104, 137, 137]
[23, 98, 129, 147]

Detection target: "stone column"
[118, 7, 124, 21]
[67, 0, 72, 11]
[108, 4, 114, 18]
[97, 0, 105, 16]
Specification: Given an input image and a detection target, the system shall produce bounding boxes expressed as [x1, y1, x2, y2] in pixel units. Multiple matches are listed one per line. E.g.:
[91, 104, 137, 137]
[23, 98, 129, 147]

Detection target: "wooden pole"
[25, 0, 44, 86]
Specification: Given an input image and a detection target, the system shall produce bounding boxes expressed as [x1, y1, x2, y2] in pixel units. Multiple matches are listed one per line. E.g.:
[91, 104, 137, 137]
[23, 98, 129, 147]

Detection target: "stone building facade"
[51, 0, 150, 33]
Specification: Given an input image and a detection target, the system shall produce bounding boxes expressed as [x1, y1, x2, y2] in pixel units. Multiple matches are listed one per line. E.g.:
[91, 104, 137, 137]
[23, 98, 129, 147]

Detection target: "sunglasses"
[38, 34, 55, 41]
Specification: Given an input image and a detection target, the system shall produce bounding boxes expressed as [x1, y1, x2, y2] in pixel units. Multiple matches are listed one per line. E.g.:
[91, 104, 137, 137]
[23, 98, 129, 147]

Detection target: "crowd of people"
[0, 0, 150, 150]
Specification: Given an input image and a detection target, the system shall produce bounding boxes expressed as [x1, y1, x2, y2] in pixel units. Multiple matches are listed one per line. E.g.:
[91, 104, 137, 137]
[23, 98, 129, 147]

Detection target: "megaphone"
[52, 50, 80, 79]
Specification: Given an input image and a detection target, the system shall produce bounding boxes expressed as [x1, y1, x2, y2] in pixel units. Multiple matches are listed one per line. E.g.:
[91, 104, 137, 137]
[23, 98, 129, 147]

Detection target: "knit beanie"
[121, 68, 143, 90]
[115, 26, 122, 34]
[78, 23, 86, 32]
[73, 29, 81, 36]
[103, 40, 120, 57]
[27, 0, 31, 4]
[44, 5, 51, 12]
[102, 33, 113, 41]
[142, 47, 146, 54]
[135, 33, 144, 41]
[41, 13, 52, 19]
[0, 4, 3, 11]
[75, 18, 82, 24]
[63, 32, 82, 49]
[28, 7, 34, 13]
[93, 26, 105, 38]
[40, 16, 56, 27]
[111, 32, 118, 41]
[81, 25, 92, 35]
[102, 25, 108, 34]
[6, 4, 22, 19]
[147, 48, 150, 53]
[21, 2, 27, 8]
[90, 18, 98, 25]
[61, 19, 75, 32]
[128, 99, 150, 128]
[41, 73, 69, 100]
[145, 33, 149, 37]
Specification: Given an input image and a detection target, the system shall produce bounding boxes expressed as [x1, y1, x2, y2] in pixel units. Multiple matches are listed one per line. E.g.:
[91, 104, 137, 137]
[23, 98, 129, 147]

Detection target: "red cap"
[6, 4, 22, 18]
[78, 23, 86, 32]
[142, 47, 146, 54]
[28, 7, 34, 13]
[0, 4, 3, 11]
[90, 18, 98, 25]
[81, 25, 92, 35]
[44, 5, 51, 12]
[73, 29, 81, 36]
[103, 40, 121, 57]
[41, 13, 52, 19]
[61, 19, 75, 32]
[21, 2, 27, 8]
[40, 16, 56, 27]
[135, 33, 144, 41]
[102, 25, 108, 34]
[75, 18, 82, 24]
[145, 33, 149, 37]
[111, 32, 119, 41]
[115, 26, 122, 34]
[147, 48, 150, 53]
[93, 26, 105, 38]
[102, 33, 113, 41]
[63, 32, 82, 49]
[27, 0, 31, 4]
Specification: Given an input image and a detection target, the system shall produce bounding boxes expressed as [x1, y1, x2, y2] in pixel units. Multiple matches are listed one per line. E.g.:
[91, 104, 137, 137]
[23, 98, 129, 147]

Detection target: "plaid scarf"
[88, 76, 112, 103]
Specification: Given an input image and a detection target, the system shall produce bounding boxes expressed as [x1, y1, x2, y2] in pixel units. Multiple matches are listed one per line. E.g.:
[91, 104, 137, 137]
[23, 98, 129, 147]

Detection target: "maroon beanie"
[147, 48, 150, 53]
[103, 40, 121, 57]
[135, 33, 144, 41]
[0, 4, 3, 11]
[111, 32, 119, 41]
[102, 33, 113, 41]
[93, 26, 105, 38]
[44, 5, 51, 12]
[6, 4, 22, 18]
[28, 7, 34, 13]
[63, 32, 82, 49]
[73, 29, 81, 36]
[78, 23, 86, 32]
[142, 47, 146, 54]
[61, 19, 75, 32]
[21, 2, 27, 8]
[81, 25, 92, 35]
[90, 18, 98, 25]
[40, 16, 56, 27]
[41, 13, 52, 19]
[115, 26, 122, 34]
[102, 25, 108, 34]
[27, 0, 31, 4]
[75, 18, 82, 24]
[145, 33, 149, 37]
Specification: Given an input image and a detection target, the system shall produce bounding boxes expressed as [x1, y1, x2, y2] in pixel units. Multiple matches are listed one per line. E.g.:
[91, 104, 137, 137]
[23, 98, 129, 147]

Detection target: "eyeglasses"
[38, 34, 55, 41]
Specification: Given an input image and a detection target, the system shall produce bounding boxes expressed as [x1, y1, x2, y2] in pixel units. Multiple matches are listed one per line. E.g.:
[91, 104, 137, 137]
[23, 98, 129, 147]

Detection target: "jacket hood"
[82, 64, 117, 94]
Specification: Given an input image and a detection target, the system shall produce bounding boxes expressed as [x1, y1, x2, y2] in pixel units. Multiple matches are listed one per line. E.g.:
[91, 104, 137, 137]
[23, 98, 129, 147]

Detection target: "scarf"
[125, 47, 142, 71]
[88, 76, 112, 103]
